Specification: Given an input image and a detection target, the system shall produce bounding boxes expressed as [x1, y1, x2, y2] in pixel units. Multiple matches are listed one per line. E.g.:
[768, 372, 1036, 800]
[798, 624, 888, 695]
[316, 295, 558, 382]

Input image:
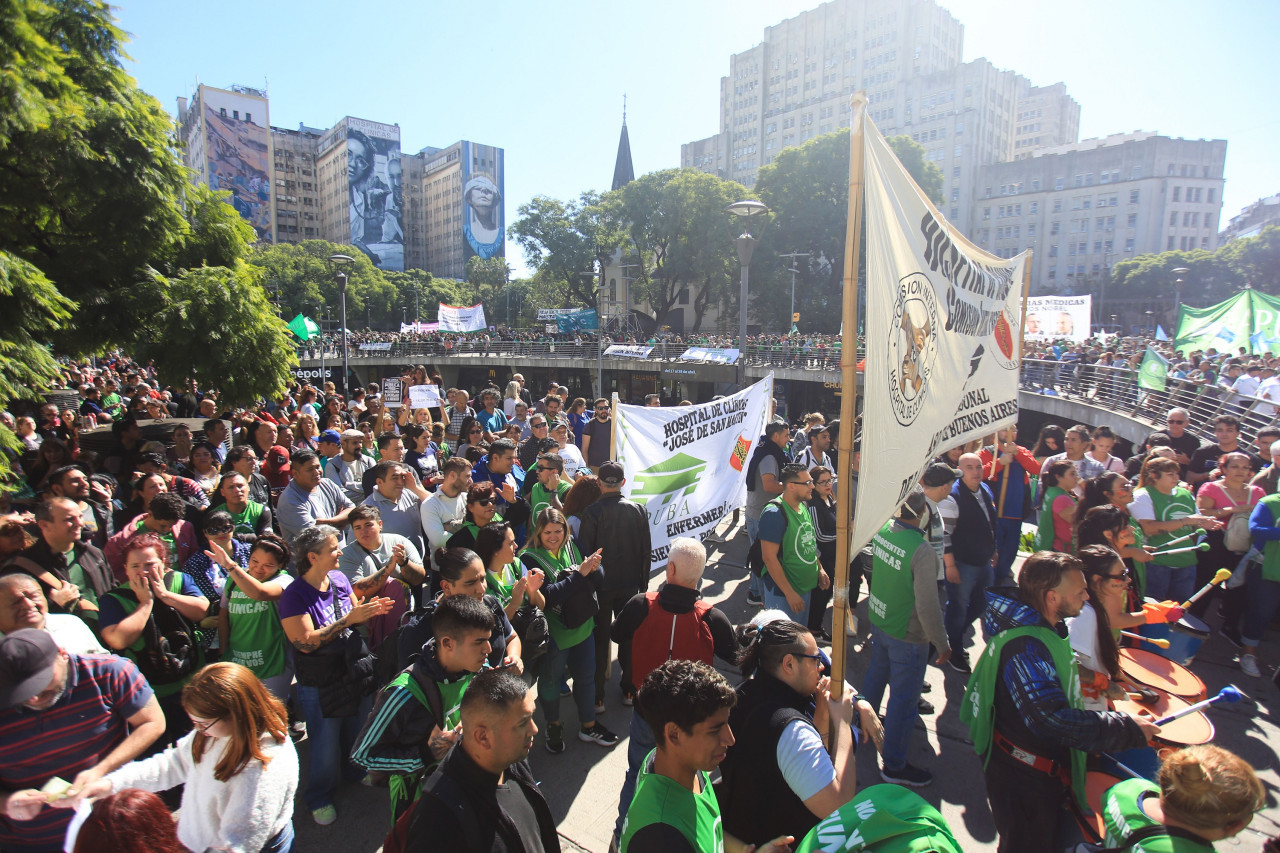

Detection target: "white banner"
[678, 347, 741, 364]
[537, 308, 576, 320]
[437, 303, 487, 333]
[604, 344, 653, 359]
[400, 322, 439, 334]
[408, 384, 442, 409]
[616, 375, 773, 567]
[1025, 295, 1091, 342]
[852, 103, 1026, 555]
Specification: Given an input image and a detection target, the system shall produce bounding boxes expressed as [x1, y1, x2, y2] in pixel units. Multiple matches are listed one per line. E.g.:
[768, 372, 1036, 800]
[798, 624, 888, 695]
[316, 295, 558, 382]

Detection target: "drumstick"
[1180, 568, 1234, 609]
[1152, 529, 1202, 550]
[1151, 685, 1244, 726]
[1121, 631, 1170, 649]
[1149, 542, 1210, 557]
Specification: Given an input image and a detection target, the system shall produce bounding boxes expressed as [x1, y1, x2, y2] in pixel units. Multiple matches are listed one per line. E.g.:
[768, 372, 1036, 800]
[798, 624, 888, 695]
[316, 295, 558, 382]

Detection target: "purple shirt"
[277, 570, 355, 628]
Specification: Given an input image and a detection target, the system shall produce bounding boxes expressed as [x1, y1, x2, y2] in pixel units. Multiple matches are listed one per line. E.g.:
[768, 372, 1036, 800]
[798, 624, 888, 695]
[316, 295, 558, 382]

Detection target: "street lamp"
[1172, 267, 1189, 325]
[725, 199, 770, 388]
[779, 252, 809, 335]
[329, 253, 355, 395]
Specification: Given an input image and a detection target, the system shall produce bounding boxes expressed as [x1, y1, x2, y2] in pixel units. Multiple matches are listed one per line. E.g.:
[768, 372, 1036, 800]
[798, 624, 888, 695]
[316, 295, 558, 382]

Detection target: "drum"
[1112, 693, 1214, 755]
[1084, 770, 1126, 838]
[1137, 610, 1210, 665]
[1118, 648, 1207, 702]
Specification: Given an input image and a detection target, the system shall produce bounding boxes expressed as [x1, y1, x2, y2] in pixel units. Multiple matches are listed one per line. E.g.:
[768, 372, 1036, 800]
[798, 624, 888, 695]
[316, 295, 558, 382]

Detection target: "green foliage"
[250, 240, 400, 328]
[135, 263, 297, 406]
[886, 135, 945, 207]
[1111, 242, 1253, 305]
[383, 269, 465, 321]
[1218, 225, 1280, 294]
[465, 256, 510, 305]
[508, 192, 627, 310]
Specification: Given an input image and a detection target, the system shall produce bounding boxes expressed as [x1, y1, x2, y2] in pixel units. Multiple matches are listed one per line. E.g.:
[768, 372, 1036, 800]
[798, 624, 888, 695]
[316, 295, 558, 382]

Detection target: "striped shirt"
[0, 654, 154, 853]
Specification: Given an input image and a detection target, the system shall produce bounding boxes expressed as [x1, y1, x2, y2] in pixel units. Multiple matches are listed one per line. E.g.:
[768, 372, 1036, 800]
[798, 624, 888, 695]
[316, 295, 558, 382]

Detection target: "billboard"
[461, 141, 505, 261]
[347, 119, 403, 271]
[204, 102, 273, 241]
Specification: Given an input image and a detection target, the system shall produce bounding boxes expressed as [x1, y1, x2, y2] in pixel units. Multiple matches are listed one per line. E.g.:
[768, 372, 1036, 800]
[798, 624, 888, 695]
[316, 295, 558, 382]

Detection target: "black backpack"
[108, 585, 201, 686]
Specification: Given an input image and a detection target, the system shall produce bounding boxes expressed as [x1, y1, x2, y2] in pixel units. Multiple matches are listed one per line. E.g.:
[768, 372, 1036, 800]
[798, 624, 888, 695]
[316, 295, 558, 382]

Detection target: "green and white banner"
[616, 374, 773, 567]
[1137, 347, 1169, 391]
[1174, 289, 1280, 355]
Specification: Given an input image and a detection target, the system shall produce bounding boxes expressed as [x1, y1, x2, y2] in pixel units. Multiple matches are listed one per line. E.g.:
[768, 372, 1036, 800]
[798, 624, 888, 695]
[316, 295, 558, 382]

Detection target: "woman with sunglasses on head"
[69, 662, 299, 853]
[223, 445, 273, 507]
[1192, 451, 1262, 629]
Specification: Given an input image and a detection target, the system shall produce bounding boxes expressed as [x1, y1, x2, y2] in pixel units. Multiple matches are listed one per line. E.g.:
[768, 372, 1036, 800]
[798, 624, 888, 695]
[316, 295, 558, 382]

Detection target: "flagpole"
[830, 92, 867, 708]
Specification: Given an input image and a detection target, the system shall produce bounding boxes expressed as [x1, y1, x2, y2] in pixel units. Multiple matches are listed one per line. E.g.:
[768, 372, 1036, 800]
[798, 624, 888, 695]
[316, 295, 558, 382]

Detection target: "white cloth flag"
[852, 107, 1026, 555]
[616, 374, 773, 567]
[437, 303, 487, 333]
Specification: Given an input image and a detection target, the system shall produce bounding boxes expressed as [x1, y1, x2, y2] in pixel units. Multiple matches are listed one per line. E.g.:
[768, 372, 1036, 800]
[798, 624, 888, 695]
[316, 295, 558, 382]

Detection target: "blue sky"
[116, 0, 1279, 276]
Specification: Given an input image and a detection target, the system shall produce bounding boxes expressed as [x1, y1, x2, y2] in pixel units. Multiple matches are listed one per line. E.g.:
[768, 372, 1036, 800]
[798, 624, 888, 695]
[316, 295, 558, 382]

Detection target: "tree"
[509, 192, 627, 310]
[1220, 225, 1280, 294]
[753, 130, 944, 333]
[383, 269, 464, 322]
[250, 240, 400, 329]
[465, 256, 510, 306]
[1111, 249, 1241, 305]
[134, 263, 297, 406]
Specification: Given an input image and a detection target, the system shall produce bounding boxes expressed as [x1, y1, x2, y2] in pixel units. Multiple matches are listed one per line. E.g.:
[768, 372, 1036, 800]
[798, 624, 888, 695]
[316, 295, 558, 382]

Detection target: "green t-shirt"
[136, 517, 179, 571]
[523, 542, 591, 647]
[1102, 778, 1215, 853]
[222, 572, 291, 680]
[1135, 486, 1199, 567]
[530, 480, 571, 522]
[66, 551, 99, 609]
[227, 501, 265, 537]
[486, 562, 520, 605]
[868, 521, 926, 639]
[795, 784, 962, 853]
[1128, 517, 1148, 600]
[620, 749, 722, 853]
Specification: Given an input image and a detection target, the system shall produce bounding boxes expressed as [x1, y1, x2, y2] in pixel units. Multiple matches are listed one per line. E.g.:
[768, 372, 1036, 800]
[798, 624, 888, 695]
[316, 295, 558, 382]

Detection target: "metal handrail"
[1020, 358, 1280, 449]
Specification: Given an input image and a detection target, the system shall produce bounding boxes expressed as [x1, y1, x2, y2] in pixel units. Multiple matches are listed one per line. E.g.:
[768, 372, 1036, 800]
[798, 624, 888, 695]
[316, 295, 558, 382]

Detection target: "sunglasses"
[537, 466, 559, 473]
[472, 498, 496, 507]
[788, 479, 815, 487]
[205, 525, 234, 535]
[532, 422, 547, 428]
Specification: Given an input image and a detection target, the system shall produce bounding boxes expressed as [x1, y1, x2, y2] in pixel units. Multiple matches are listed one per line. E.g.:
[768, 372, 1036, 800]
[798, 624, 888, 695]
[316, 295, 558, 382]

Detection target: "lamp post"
[329, 254, 355, 395]
[316, 303, 326, 386]
[779, 252, 809, 335]
[1172, 267, 1189, 327]
[725, 199, 770, 388]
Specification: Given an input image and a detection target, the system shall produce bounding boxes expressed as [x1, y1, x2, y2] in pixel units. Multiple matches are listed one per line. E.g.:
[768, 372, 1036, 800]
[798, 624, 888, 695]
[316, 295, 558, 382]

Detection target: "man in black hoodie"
[743, 423, 791, 606]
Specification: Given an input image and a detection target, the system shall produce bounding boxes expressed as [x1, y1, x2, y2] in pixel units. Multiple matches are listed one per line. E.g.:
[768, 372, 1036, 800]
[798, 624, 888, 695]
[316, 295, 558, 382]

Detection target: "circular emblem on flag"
[888, 273, 940, 426]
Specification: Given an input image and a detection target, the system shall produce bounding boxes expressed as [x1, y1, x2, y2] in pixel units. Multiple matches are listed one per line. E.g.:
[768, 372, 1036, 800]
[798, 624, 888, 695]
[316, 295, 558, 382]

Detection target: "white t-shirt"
[1067, 604, 1110, 712]
[1128, 490, 1156, 521]
[558, 443, 587, 480]
[776, 719, 836, 801]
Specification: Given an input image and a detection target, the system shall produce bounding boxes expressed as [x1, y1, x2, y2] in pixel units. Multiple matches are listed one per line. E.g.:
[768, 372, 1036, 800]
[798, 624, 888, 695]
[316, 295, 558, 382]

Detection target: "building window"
[1207, 188, 1216, 203]
[1168, 236, 1176, 250]
[1172, 186, 1181, 202]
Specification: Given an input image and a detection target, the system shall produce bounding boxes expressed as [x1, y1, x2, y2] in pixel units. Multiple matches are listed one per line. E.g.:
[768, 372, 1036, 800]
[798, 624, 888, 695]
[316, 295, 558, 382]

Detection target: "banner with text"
[853, 104, 1026, 556]
[556, 309, 599, 333]
[1174, 289, 1280, 355]
[616, 374, 773, 567]
[1025, 295, 1091, 342]
[400, 322, 440, 334]
[678, 347, 741, 364]
[537, 308, 576, 320]
[437, 303, 487, 333]
[604, 344, 653, 359]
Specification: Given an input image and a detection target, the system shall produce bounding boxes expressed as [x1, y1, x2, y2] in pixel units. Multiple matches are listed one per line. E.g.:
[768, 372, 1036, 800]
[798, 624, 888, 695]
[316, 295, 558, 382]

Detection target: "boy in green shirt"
[621, 660, 792, 853]
[530, 451, 571, 521]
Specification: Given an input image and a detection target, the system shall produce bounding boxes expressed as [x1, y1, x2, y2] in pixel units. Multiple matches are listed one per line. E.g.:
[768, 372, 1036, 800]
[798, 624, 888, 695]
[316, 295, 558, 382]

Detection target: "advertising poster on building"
[853, 103, 1025, 555]
[347, 118, 403, 271]
[1025, 295, 1091, 342]
[461, 141, 505, 261]
[616, 375, 773, 566]
[204, 103, 273, 241]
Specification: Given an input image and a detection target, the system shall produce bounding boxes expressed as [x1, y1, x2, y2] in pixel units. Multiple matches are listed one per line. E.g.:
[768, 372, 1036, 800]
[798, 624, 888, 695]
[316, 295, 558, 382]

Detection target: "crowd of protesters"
[0, 349, 1275, 853]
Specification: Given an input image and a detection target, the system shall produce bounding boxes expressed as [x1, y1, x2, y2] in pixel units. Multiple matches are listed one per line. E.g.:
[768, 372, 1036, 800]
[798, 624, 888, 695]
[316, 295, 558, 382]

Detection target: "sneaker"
[917, 698, 935, 715]
[594, 701, 606, 715]
[881, 762, 933, 787]
[1240, 653, 1261, 677]
[621, 690, 635, 707]
[947, 652, 972, 675]
[560, 680, 571, 696]
[311, 805, 337, 826]
[747, 591, 764, 608]
[814, 628, 833, 644]
[845, 611, 858, 637]
[579, 721, 620, 747]
[545, 722, 566, 754]
[1218, 626, 1243, 650]
[920, 680, 932, 694]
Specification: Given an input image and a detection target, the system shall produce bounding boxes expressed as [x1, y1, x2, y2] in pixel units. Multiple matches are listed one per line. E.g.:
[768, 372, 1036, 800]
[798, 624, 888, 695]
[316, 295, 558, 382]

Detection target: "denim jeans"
[296, 685, 372, 811]
[945, 559, 994, 652]
[614, 711, 657, 837]
[746, 514, 763, 598]
[1242, 563, 1280, 646]
[537, 632, 596, 727]
[1144, 562, 1195, 604]
[761, 572, 809, 623]
[262, 821, 295, 853]
[860, 624, 931, 772]
[993, 518, 1022, 587]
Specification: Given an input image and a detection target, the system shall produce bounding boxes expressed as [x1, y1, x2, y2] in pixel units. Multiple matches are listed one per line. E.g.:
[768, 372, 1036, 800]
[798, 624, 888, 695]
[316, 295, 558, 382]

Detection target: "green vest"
[868, 521, 926, 639]
[1102, 778, 1215, 853]
[1137, 487, 1199, 567]
[960, 624, 1087, 809]
[796, 784, 962, 853]
[1037, 486, 1071, 551]
[1128, 517, 1148, 600]
[530, 481, 570, 523]
[384, 667, 475, 821]
[620, 749, 723, 853]
[759, 497, 820, 594]
[223, 573, 288, 680]
[105, 571, 202, 698]
[228, 501, 265, 536]
[1258, 494, 1280, 583]
[486, 562, 519, 605]
[523, 542, 591, 647]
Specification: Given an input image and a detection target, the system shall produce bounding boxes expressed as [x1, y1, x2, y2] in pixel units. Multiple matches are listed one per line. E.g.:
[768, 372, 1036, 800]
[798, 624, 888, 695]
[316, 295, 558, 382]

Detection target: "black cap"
[598, 461, 625, 486]
[0, 629, 60, 710]
[921, 463, 961, 487]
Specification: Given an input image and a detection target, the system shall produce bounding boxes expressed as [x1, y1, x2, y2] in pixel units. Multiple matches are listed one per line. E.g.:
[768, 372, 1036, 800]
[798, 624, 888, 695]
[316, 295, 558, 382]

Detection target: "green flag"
[1138, 347, 1168, 391]
[287, 314, 320, 341]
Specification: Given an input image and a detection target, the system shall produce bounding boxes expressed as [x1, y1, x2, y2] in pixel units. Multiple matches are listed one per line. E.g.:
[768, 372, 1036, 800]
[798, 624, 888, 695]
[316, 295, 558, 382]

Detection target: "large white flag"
[616, 374, 773, 567]
[437, 303, 487, 333]
[852, 108, 1026, 554]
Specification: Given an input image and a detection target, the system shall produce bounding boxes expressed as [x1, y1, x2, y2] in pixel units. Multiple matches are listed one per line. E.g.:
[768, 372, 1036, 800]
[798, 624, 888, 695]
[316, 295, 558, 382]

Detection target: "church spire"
[611, 95, 634, 191]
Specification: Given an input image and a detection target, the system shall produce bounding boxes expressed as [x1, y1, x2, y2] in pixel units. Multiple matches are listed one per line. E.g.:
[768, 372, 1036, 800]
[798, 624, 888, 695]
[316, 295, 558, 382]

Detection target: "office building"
[406, 140, 506, 280]
[972, 132, 1227, 295]
[1219, 193, 1280, 246]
